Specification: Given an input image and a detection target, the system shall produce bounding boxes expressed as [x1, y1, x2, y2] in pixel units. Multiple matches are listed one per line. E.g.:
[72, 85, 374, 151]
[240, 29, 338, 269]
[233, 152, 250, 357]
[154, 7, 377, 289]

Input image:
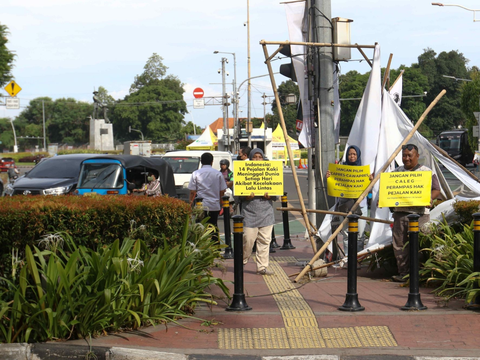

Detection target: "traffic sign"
[6, 98, 20, 109]
[193, 88, 204, 99]
[4, 80, 22, 97]
[193, 98, 205, 109]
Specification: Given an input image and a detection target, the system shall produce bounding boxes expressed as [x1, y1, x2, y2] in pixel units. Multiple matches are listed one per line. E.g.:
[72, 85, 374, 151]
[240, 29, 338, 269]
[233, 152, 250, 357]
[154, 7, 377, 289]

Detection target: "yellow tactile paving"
[218, 256, 398, 349]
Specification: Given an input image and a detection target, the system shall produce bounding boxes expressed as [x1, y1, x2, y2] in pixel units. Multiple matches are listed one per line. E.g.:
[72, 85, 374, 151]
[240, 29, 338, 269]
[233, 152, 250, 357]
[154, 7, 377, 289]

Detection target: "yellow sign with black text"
[233, 160, 284, 196]
[378, 171, 432, 208]
[327, 163, 370, 198]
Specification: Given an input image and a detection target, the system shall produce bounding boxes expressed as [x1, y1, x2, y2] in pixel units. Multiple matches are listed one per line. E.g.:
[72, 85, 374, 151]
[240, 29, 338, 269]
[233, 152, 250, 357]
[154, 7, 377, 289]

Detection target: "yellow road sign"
[4, 80, 22, 97]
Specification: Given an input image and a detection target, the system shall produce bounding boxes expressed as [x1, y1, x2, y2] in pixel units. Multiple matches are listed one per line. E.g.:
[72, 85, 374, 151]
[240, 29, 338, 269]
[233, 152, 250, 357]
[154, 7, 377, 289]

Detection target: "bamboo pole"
[389, 69, 405, 92]
[261, 43, 317, 253]
[431, 143, 480, 183]
[277, 207, 393, 225]
[289, 244, 392, 278]
[356, 44, 373, 68]
[260, 40, 376, 49]
[382, 54, 393, 90]
[293, 89, 447, 282]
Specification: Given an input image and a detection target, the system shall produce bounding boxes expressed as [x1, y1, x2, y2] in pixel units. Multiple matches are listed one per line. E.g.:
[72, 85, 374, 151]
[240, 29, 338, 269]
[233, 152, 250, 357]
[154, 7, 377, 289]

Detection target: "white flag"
[285, 2, 314, 148]
[389, 71, 403, 106]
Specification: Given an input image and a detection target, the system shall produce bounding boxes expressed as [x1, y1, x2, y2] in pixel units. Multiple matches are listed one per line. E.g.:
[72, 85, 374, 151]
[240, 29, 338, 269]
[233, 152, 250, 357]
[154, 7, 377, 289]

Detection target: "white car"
[161, 150, 232, 202]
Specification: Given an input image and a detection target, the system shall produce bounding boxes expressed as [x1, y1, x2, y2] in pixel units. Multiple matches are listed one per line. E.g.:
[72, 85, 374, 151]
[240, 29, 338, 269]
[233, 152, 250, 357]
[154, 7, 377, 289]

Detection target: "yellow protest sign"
[233, 160, 284, 196]
[327, 163, 370, 198]
[378, 171, 432, 208]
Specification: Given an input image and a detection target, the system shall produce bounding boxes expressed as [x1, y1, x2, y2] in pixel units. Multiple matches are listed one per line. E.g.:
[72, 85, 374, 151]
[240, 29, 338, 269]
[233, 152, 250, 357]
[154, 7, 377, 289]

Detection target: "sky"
[1, 0, 480, 132]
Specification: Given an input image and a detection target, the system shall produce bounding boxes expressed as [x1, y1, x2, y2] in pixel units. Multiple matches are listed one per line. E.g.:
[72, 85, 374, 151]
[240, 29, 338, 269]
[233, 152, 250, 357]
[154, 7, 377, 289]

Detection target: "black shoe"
[391, 274, 407, 283]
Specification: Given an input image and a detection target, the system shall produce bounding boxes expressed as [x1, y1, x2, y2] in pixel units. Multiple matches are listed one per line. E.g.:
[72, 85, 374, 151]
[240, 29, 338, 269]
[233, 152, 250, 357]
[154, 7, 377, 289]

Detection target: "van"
[437, 129, 473, 167]
[76, 155, 176, 197]
[161, 150, 232, 202]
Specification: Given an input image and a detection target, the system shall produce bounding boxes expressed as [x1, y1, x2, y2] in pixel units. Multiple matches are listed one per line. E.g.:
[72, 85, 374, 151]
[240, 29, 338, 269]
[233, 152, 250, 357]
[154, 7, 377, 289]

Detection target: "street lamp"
[214, 51, 237, 152]
[432, 3, 480, 22]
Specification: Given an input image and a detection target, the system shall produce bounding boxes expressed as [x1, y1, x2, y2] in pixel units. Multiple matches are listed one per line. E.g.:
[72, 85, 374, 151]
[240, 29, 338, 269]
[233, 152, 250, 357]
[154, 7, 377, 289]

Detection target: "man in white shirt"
[189, 152, 227, 244]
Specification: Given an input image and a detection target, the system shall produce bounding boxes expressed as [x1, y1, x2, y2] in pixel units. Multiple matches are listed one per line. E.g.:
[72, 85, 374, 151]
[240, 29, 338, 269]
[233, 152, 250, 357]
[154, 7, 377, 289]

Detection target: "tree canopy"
[112, 54, 187, 143]
[0, 24, 15, 87]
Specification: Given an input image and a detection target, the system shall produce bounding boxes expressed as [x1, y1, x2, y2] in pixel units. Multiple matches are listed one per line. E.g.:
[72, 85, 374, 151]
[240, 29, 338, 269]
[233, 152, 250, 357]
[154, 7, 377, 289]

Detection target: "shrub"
[419, 219, 480, 303]
[0, 215, 229, 343]
[0, 195, 191, 278]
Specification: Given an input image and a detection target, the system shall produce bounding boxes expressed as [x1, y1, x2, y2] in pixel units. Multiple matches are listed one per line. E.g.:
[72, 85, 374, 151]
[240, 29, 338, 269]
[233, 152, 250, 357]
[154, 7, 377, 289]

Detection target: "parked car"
[161, 150, 232, 201]
[4, 154, 102, 196]
[18, 154, 46, 163]
[0, 157, 15, 172]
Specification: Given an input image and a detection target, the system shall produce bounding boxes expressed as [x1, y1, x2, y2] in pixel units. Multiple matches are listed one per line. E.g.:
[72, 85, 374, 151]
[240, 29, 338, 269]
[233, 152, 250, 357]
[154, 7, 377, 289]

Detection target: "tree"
[130, 53, 168, 93]
[15, 97, 93, 146]
[413, 48, 469, 134]
[268, 80, 300, 138]
[112, 74, 187, 143]
[0, 118, 14, 151]
[0, 24, 15, 87]
[460, 70, 480, 151]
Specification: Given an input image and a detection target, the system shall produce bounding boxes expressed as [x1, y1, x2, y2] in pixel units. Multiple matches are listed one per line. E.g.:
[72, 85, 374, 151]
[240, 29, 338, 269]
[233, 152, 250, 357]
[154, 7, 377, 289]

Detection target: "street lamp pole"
[10, 119, 18, 153]
[247, 0, 252, 147]
[432, 3, 480, 21]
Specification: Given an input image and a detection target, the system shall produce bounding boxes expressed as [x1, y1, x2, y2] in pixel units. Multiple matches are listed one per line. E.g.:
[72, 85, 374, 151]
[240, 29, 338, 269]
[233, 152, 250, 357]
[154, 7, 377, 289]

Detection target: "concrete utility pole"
[313, 0, 335, 224]
[221, 57, 228, 151]
[247, 0, 252, 147]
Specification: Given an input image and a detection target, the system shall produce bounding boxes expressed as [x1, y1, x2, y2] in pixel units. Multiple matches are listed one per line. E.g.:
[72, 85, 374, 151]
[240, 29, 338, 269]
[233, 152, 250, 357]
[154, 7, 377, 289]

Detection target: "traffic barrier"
[467, 212, 480, 309]
[222, 195, 233, 259]
[338, 214, 364, 312]
[280, 193, 295, 250]
[401, 214, 427, 311]
[226, 215, 252, 311]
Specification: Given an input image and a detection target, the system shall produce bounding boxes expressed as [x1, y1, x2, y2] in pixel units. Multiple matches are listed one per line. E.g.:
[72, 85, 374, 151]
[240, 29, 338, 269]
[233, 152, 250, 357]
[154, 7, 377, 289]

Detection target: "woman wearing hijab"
[326, 145, 370, 256]
[240, 148, 277, 275]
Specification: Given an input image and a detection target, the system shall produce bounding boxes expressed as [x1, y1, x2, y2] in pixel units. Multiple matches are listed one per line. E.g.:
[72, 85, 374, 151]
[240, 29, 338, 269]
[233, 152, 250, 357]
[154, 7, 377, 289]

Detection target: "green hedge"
[0, 195, 191, 277]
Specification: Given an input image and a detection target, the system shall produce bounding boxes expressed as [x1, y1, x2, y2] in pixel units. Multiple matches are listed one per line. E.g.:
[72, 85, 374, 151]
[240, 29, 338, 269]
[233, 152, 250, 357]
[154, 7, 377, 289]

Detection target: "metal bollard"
[226, 215, 252, 311]
[467, 212, 480, 309]
[222, 195, 233, 259]
[339, 214, 364, 312]
[401, 214, 427, 311]
[271, 226, 280, 248]
[269, 237, 276, 253]
[280, 193, 295, 250]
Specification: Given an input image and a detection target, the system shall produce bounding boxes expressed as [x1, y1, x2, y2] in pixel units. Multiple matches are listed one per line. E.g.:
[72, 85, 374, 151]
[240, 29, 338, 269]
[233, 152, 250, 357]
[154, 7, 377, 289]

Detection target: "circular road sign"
[193, 88, 204, 99]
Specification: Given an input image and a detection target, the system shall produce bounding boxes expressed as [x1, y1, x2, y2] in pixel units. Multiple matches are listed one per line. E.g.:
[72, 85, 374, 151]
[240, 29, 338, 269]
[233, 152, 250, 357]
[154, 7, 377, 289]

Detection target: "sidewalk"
[3, 230, 480, 359]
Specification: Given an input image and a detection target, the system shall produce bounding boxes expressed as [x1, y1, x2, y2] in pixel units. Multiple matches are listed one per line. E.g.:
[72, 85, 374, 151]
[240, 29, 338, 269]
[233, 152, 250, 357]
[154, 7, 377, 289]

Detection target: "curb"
[2, 344, 480, 360]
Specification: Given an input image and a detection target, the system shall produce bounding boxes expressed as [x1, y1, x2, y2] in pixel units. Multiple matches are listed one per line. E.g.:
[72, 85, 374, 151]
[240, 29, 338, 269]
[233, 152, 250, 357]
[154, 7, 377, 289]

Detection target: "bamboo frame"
[288, 244, 392, 278]
[382, 54, 393, 90]
[260, 40, 377, 253]
[261, 43, 317, 252]
[260, 40, 376, 49]
[276, 207, 393, 225]
[293, 89, 447, 282]
[431, 143, 480, 184]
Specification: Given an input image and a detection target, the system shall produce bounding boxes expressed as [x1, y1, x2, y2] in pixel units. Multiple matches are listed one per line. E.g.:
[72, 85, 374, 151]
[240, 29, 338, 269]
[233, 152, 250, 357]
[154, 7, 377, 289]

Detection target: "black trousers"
[204, 210, 220, 245]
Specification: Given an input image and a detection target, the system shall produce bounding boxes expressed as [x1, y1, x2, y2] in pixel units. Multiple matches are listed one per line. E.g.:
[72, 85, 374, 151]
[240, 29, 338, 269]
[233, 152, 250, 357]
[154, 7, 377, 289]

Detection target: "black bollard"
[401, 214, 427, 311]
[467, 212, 480, 309]
[226, 215, 252, 311]
[339, 214, 364, 312]
[222, 195, 233, 259]
[280, 193, 295, 250]
[269, 238, 276, 253]
[271, 226, 280, 248]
